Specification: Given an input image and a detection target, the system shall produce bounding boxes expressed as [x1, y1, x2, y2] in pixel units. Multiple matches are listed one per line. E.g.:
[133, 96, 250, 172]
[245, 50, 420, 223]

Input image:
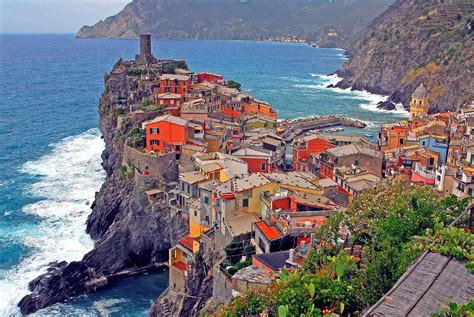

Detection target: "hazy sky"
[0, 0, 130, 33]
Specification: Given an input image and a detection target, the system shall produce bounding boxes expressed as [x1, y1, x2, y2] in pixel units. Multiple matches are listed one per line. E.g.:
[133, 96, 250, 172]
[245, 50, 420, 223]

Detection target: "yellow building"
[410, 84, 430, 120]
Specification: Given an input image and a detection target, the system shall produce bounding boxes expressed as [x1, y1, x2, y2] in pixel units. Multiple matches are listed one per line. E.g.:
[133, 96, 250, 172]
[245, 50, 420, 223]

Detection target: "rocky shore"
[18, 61, 188, 315]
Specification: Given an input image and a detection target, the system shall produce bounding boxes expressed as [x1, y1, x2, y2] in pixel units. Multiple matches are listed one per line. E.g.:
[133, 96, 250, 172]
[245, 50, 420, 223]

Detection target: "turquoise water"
[0, 34, 407, 316]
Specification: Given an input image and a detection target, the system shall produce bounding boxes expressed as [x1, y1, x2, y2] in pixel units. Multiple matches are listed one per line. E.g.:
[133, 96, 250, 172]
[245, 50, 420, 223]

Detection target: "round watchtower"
[409, 84, 429, 120]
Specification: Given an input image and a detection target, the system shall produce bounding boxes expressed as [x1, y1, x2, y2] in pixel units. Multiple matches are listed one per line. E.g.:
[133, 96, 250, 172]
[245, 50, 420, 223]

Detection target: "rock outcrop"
[76, 0, 393, 48]
[18, 60, 188, 315]
[335, 0, 473, 112]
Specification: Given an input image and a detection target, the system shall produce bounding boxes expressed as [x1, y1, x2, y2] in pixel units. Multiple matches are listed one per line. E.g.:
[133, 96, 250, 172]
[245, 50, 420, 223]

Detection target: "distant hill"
[76, 0, 393, 48]
[336, 0, 474, 112]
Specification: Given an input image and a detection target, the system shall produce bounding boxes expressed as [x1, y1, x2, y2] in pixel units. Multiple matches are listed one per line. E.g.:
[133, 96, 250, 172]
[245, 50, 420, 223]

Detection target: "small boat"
[364, 133, 373, 138]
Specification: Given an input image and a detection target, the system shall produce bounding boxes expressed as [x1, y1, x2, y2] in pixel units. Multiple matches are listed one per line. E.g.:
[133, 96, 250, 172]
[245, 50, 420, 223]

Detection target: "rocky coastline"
[18, 61, 188, 315]
[333, 0, 473, 113]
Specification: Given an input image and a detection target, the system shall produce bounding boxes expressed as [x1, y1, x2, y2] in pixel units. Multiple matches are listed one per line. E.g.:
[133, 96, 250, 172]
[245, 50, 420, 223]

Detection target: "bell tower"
[409, 84, 429, 120]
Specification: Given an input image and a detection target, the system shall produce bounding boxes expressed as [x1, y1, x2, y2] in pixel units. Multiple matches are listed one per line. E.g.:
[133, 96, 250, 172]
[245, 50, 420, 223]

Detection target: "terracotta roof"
[255, 221, 282, 241]
[179, 236, 194, 252]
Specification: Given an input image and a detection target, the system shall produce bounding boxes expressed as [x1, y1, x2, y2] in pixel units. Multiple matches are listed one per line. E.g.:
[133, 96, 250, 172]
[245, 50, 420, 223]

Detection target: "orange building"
[379, 124, 409, 151]
[142, 114, 188, 153]
[160, 74, 191, 96]
[292, 135, 334, 170]
[243, 102, 277, 119]
[155, 92, 182, 116]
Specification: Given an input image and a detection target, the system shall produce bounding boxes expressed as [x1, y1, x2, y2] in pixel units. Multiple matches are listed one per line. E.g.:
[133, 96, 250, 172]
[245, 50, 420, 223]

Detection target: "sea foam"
[0, 128, 105, 316]
[300, 73, 409, 117]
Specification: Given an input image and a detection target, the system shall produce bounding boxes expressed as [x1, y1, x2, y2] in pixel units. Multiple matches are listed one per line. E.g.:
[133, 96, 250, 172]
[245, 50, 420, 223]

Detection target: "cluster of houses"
[119, 36, 473, 308]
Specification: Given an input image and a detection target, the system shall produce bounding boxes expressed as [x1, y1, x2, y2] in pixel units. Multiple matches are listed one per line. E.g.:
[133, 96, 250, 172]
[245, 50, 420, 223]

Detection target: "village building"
[155, 92, 182, 116]
[319, 144, 383, 180]
[159, 74, 191, 96]
[142, 114, 188, 155]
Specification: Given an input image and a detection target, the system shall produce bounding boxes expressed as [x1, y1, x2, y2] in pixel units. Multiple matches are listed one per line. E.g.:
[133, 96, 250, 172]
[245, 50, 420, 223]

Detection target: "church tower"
[409, 84, 429, 120]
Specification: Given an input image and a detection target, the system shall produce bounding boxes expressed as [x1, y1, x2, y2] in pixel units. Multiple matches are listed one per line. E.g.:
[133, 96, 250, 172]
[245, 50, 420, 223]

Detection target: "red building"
[155, 92, 183, 116]
[197, 72, 224, 85]
[232, 147, 279, 172]
[142, 114, 188, 154]
[160, 74, 191, 96]
[292, 135, 334, 171]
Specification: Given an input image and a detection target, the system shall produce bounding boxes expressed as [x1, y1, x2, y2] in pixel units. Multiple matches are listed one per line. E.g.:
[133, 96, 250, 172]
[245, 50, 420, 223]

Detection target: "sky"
[0, 0, 130, 33]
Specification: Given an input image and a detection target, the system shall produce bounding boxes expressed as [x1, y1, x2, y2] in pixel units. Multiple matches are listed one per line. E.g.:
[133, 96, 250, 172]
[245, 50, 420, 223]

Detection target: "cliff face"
[76, 0, 393, 48]
[336, 0, 473, 112]
[18, 61, 188, 314]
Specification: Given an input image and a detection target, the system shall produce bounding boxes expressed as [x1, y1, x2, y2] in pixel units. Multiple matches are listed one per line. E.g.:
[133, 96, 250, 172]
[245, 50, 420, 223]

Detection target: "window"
[150, 128, 160, 134]
[183, 88, 186, 93]
[194, 210, 197, 217]
[150, 140, 160, 146]
[261, 163, 266, 171]
[354, 160, 359, 166]
[204, 196, 210, 205]
[243, 198, 249, 207]
[400, 139, 404, 145]
[172, 248, 177, 258]
[170, 100, 174, 105]
[469, 188, 473, 197]
[175, 145, 181, 151]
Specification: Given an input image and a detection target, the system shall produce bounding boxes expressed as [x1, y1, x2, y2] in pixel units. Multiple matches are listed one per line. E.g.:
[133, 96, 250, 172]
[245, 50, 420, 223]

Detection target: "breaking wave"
[0, 128, 105, 316]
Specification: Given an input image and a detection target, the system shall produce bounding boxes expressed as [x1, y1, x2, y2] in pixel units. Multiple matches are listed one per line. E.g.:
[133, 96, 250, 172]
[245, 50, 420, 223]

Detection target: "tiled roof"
[180, 235, 194, 252]
[142, 114, 188, 128]
[160, 74, 190, 81]
[253, 251, 295, 272]
[327, 144, 382, 159]
[180, 171, 207, 184]
[255, 221, 282, 241]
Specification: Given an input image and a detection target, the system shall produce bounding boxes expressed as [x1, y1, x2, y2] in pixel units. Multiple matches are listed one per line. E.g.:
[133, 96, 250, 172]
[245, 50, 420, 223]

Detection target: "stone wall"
[212, 264, 233, 306]
[123, 144, 178, 182]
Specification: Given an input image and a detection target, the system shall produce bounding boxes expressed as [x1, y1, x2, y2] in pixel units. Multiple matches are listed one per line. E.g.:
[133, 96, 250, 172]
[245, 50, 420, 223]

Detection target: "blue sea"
[0, 34, 408, 316]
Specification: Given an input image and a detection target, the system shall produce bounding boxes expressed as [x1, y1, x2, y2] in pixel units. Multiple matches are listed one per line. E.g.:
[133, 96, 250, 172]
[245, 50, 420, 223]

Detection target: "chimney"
[288, 248, 295, 263]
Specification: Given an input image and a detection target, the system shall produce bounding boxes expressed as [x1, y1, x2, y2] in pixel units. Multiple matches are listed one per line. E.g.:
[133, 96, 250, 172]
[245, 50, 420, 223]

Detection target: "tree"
[227, 80, 241, 91]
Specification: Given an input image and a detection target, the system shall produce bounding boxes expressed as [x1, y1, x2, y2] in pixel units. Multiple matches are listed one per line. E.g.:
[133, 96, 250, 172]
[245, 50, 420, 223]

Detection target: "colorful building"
[155, 92, 182, 116]
[159, 74, 191, 96]
[233, 147, 279, 173]
[142, 114, 188, 154]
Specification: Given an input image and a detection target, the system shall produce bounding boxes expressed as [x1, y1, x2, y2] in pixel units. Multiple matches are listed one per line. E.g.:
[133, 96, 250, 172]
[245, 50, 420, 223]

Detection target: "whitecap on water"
[0, 128, 105, 316]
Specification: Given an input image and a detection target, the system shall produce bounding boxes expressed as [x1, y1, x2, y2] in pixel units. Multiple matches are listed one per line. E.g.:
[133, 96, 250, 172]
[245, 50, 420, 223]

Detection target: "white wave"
[0, 128, 105, 316]
[295, 80, 409, 116]
[308, 73, 342, 87]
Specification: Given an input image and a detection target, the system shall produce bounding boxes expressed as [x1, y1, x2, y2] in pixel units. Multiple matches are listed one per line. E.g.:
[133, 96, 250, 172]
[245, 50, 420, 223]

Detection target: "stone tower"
[409, 84, 429, 120]
[135, 34, 156, 65]
[140, 34, 151, 56]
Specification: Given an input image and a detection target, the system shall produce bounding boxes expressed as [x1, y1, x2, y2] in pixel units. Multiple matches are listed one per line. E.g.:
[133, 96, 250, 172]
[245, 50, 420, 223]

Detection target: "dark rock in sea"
[377, 100, 396, 111]
[327, 84, 336, 88]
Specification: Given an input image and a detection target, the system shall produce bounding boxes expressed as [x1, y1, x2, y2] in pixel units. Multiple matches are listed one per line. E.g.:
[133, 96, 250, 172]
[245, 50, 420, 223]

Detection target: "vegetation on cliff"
[336, 0, 473, 112]
[76, 0, 392, 48]
[221, 182, 473, 316]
